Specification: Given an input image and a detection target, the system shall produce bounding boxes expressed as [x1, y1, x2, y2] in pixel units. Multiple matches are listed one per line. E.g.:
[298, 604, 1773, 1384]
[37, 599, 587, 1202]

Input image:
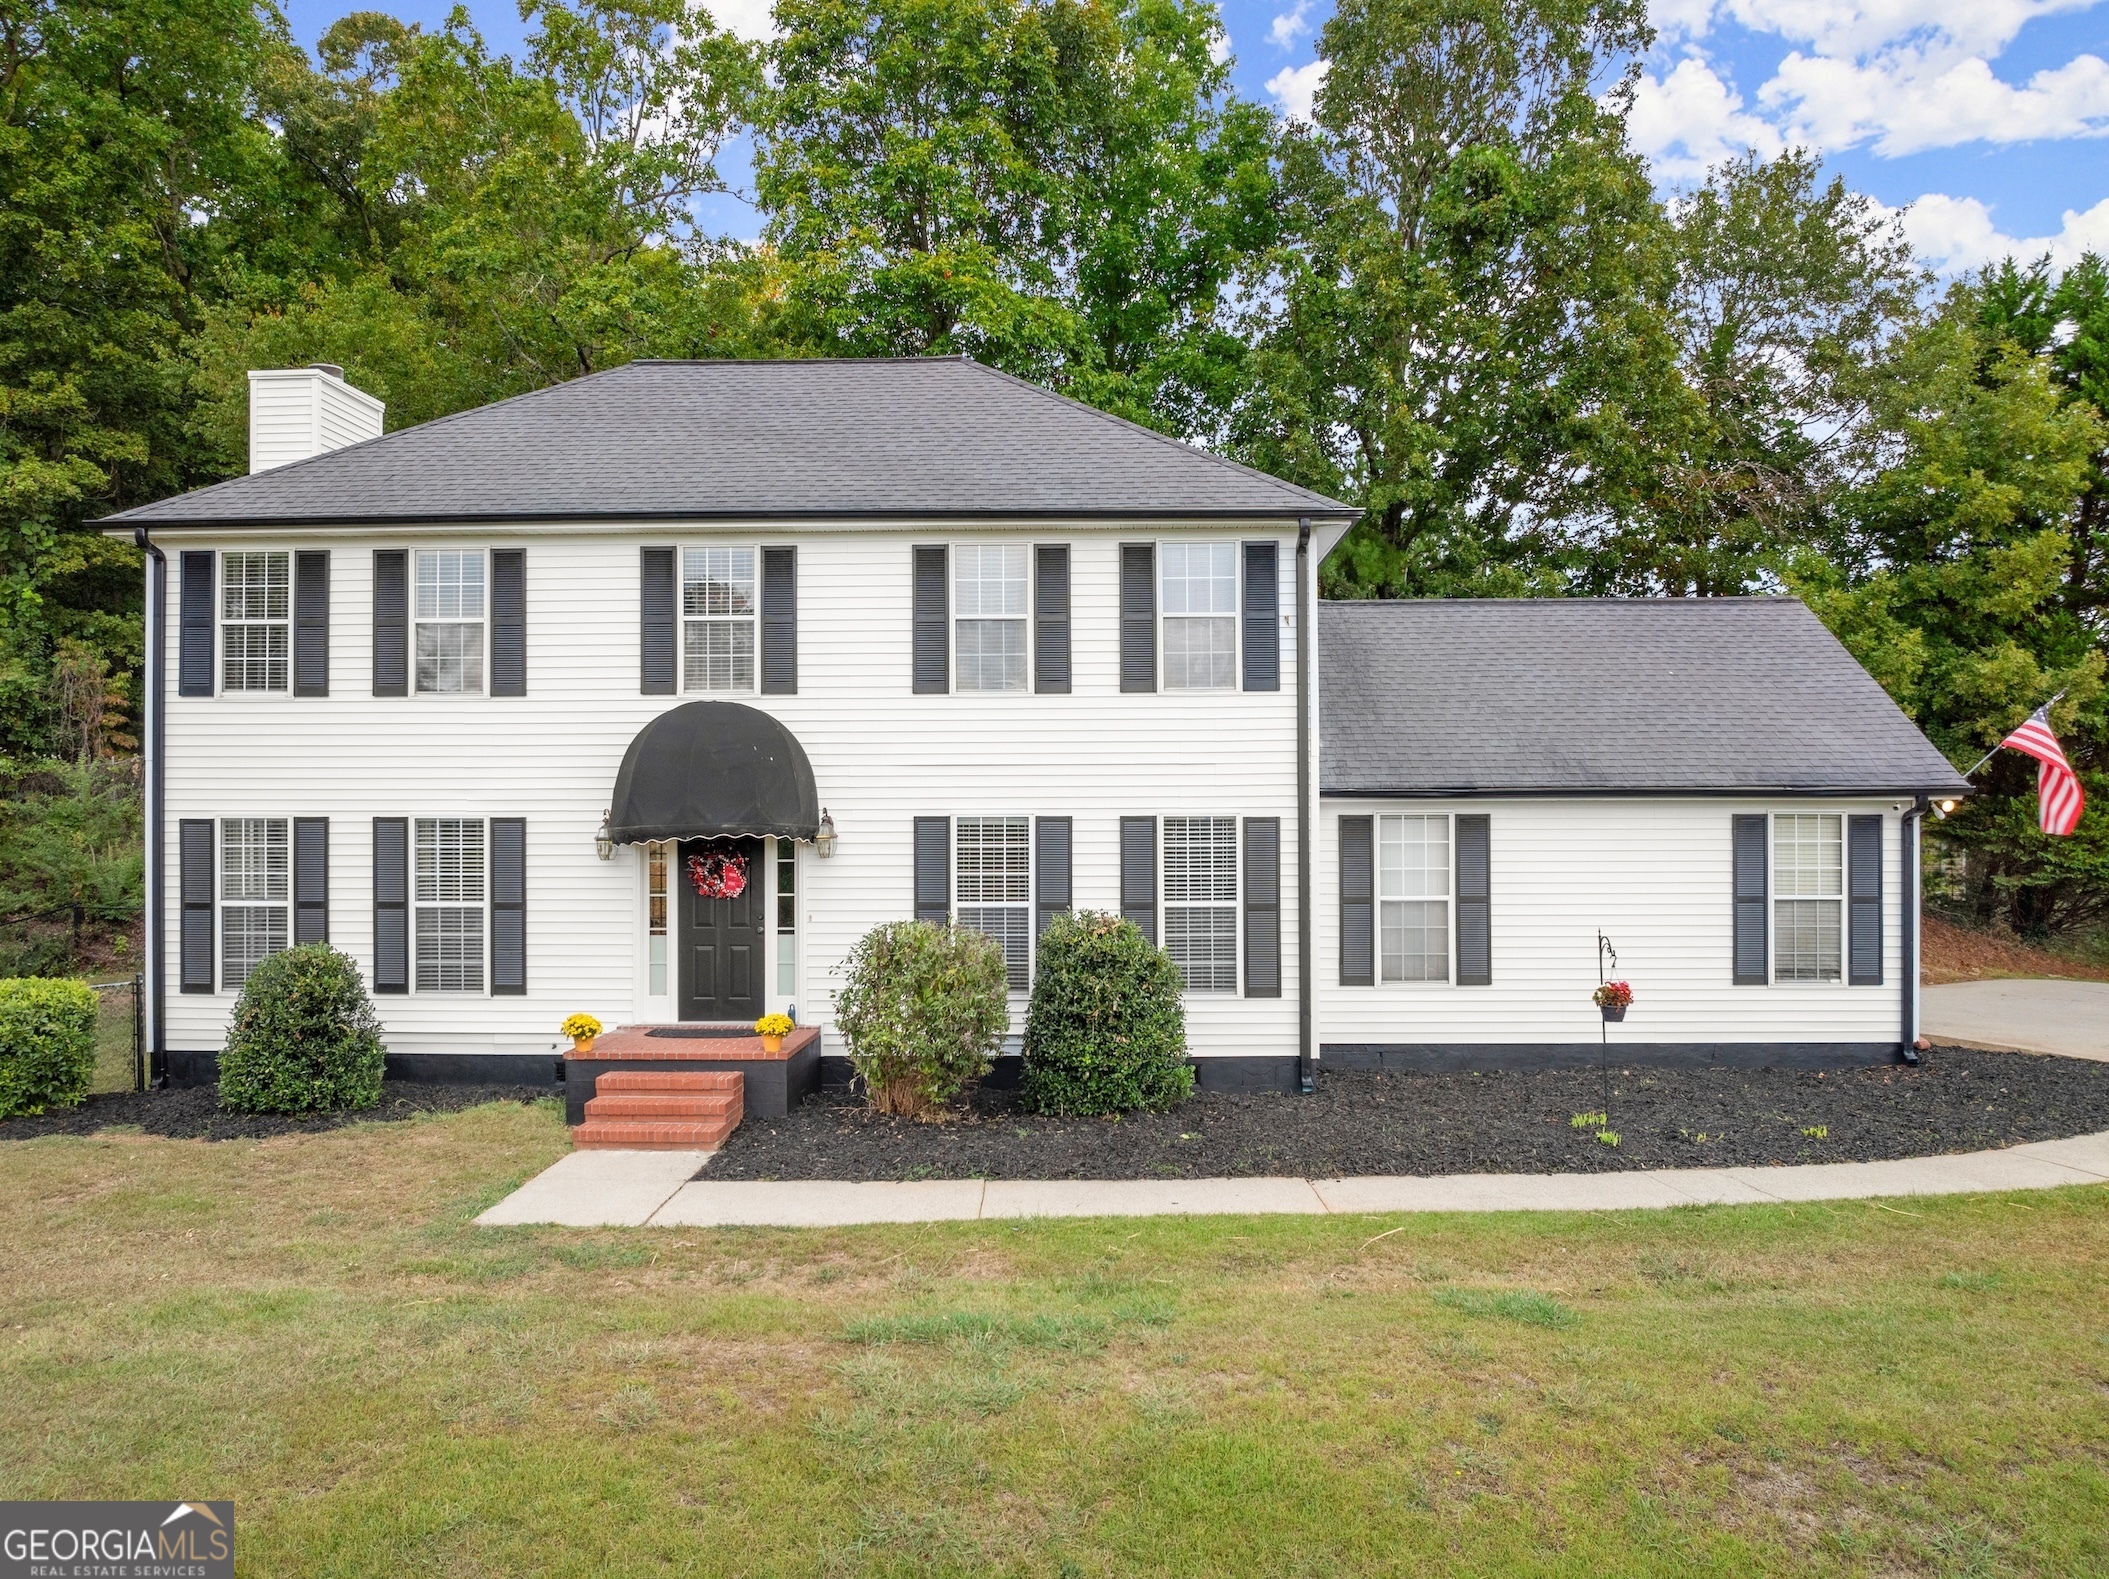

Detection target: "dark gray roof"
[1321, 598, 1969, 796]
[106, 358, 1354, 527]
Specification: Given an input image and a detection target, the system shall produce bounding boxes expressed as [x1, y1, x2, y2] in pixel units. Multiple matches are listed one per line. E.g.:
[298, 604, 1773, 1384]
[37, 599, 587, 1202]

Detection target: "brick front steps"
[564, 1025, 822, 1123]
[571, 1069, 743, 1151]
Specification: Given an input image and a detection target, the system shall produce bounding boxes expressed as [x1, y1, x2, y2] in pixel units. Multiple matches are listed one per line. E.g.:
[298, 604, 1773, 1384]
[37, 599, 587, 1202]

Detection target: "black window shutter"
[373, 816, 409, 993]
[1119, 544, 1156, 693]
[179, 818, 214, 992]
[372, 550, 408, 697]
[1035, 816, 1072, 937]
[1120, 816, 1157, 943]
[1848, 814, 1883, 985]
[761, 546, 797, 694]
[1339, 815, 1374, 986]
[640, 547, 676, 695]
[293, 817, 329, 945]
[914, 816, 950, 923]
[1244, 817, 1281, 997]
[1732, 814, 1768, 985]
[1034, 544, 1071, 694]
[294, 550, 330, 697]
[179, 552, 214, 697]
[489, 549, 525, 696]
[1242, 542, 1279, 692]
[1455, 814, 1491, 985]
[491, 817, 526, 994]
[913, 546, 948, 694]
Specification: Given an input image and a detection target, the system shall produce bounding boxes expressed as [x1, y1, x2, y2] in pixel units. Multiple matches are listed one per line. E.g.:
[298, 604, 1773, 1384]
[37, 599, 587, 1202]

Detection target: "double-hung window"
[954, 545, 1028, 691]
[415, 551, 485, 694]
[221, 817, 289, 987]
[956, 817, 1031, 989]
[1164, 816, 1238, 991]
[683, 547, 756, 692]
[415, 817, 485, 991]
[1161, 543, 1237, 691]
[1378, 814, 1449, 982]
[1773, 813, 1842, 981]
[222, 552, 290, 692]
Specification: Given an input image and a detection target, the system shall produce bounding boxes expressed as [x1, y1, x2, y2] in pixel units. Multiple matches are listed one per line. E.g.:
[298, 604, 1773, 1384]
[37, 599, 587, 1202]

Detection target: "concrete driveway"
[1922, 979, 2109, 1062]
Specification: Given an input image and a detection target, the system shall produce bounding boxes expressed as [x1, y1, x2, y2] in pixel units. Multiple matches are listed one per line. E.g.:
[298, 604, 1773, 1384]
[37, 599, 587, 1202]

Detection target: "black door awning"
[608, 701, 821, 843]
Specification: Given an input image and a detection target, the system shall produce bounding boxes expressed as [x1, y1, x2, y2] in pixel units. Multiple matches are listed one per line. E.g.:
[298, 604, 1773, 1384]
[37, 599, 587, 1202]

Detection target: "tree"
[1233, 0, 1678, 596]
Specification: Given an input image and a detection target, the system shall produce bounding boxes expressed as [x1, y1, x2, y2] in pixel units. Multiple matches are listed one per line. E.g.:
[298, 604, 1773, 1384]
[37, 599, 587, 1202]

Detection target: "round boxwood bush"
[0, 976, 99, 1119]
[835, 920, 1008, 1116]
[218, 944, 386, 1115]
[1021, 911, 1191, 1115]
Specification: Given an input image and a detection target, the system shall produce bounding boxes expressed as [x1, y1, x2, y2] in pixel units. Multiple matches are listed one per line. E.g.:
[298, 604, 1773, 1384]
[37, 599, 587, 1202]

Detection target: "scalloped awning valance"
[607, 701, 821, 844]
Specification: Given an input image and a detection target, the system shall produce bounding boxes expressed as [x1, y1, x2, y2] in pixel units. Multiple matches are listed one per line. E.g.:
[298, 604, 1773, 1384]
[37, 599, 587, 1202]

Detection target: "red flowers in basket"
[687, 849, 749, 899]
[1592, 980, 1633, 1011]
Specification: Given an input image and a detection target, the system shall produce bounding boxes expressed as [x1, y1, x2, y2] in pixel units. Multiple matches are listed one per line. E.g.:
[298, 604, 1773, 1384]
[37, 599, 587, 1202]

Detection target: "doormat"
[645, 1026, 756, 1038]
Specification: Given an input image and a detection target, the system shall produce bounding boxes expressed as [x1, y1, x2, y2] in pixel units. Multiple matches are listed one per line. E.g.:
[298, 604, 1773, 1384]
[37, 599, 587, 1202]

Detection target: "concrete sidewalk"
[1923, 979, 2109, 1062]
[474, 1129, 2109, 1229]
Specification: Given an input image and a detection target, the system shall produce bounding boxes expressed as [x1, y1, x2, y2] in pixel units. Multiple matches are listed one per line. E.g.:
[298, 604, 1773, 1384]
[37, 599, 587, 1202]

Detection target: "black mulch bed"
[0, 1081, 553, 1143]
[707, 1047, 2109, 1181]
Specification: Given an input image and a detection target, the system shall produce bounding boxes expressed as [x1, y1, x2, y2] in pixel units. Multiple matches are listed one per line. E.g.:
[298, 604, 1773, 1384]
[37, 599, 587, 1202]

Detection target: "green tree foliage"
[0, 758, 142, 974]
[756, 0, 1278, 433]
[1021, 909, 1189, 1114]
[218, 942, 387, 1113]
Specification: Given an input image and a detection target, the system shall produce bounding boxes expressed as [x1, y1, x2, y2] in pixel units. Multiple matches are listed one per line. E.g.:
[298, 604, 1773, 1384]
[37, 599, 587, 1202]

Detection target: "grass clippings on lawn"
[5, 1097, 2107, 1576]
[707, 1047, 2109, 1181]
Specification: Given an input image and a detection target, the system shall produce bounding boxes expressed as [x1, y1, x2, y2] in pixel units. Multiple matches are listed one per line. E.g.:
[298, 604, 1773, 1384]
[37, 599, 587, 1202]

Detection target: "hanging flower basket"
[1593, 981, 1633, 1022]
[687, 849, 749, 900]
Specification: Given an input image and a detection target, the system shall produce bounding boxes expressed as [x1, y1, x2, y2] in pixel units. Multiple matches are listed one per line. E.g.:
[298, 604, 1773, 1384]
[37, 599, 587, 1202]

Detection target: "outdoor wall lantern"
[815, 808, 837, 859]
[594, 810, 615, 861]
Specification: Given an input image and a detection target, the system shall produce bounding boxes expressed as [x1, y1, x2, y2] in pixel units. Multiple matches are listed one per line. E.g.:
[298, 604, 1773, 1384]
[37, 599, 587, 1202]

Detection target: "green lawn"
[4, 1097, 2106, 1576]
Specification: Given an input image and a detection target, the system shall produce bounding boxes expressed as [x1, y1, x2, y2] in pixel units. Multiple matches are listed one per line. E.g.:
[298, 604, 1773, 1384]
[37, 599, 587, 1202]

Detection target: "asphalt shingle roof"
[106, 358, 1355, 527]
[1320, 598, 1969, 796]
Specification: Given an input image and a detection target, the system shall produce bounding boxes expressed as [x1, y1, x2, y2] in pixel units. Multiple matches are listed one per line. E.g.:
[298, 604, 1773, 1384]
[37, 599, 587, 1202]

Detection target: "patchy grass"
[3, 1098, 2108, 1575]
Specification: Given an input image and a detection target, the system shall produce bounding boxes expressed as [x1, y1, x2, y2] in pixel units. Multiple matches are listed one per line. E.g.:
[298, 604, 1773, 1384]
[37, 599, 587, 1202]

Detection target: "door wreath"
[687, 848, 749, 900]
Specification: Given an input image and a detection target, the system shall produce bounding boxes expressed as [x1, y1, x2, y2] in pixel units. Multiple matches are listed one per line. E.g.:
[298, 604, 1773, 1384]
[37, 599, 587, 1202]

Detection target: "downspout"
[1296, 517, 1314, 1095]
[1899, 796, 1929, 1067]
[134, 528, 167, 1085]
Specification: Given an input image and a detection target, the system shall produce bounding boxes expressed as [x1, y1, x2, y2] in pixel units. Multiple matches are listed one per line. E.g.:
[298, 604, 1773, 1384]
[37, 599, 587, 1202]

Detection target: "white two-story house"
[107, 358, 1969, 1101]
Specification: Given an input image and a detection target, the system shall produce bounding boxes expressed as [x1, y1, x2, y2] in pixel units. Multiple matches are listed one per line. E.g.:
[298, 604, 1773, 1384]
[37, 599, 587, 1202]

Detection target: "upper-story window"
[955, 545, 1028, 692]
[1773, 813, 1842, 981]
[416, 550, 484, 694]
[684, 547, 756, 692]
[1161, 543, 1237, 690]
[222, 551, 290, 692]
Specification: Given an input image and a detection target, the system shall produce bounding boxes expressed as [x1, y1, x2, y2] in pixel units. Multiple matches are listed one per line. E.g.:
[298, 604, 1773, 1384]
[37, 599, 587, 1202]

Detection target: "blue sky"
[277, 0, 2109, 274]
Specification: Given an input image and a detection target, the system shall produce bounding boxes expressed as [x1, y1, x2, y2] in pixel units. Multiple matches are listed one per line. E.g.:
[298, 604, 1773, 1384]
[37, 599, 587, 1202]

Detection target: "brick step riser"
[585, 1095, 740, 1120]
[594, 1070, 744, 1094]
[571, 1120, 736, 1150]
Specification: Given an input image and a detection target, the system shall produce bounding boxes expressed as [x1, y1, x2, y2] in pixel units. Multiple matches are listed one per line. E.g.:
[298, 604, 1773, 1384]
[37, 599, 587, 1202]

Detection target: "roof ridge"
[1324, 595, 1804, 607]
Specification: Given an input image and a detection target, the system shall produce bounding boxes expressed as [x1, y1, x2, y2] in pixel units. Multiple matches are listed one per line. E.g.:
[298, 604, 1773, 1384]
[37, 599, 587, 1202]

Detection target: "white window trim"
[412, 547, 489, 699]
[642, 840, 673, 1005]
[1162, 814, 1241, 995]
[1158, 539, 1241, 694]
[955, 815, 1034, 993]
[220, 815, 291, 989]
[219, 550, 293, 698]
[680, 543, 759, 696]
[774, 835, 799, 1004]
[412, 815, 488, 994]
[1369, 811, 1455, 990]
[1769, 810, 1847, 988]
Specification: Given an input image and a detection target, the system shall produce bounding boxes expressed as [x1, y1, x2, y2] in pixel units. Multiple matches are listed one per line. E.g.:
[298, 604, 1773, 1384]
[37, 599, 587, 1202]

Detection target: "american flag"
[1999, 704, 2085, 836]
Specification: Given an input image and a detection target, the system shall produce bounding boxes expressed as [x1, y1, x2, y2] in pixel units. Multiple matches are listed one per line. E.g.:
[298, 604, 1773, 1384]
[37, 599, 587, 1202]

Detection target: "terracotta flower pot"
[1599, 1005, 1626, 1023]
[760, 1033, 784, 1053]
[572, 1035, 597, 1055]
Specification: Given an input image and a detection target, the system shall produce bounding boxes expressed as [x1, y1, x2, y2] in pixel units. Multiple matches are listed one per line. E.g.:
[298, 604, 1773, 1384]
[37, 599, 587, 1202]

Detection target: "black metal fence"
[86, 976, 145, 1094]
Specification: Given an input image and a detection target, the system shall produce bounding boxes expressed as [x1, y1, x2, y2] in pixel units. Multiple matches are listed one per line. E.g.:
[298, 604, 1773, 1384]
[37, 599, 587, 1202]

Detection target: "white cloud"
[704, 0, 777, 42]
[1210, 25, 1232, 66]
[1629, 56, 1786, 179]
[1764, 47, 2109, 155]
[1266, 59, 1329, 123]
[1879, 190, 2109, 273]
[1269, 1, 1314, 50]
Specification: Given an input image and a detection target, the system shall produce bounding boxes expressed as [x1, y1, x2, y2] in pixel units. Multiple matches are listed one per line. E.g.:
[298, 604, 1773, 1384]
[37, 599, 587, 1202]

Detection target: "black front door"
[677, 837, 765, 1021]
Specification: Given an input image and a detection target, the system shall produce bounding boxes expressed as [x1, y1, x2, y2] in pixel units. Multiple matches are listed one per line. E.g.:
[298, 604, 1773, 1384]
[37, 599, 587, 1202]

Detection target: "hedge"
[0, 976, 99, 1118]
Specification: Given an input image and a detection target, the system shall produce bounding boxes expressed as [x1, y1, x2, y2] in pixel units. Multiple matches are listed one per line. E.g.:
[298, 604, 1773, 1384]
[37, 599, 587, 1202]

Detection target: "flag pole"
[1959, 690, 2066, 779]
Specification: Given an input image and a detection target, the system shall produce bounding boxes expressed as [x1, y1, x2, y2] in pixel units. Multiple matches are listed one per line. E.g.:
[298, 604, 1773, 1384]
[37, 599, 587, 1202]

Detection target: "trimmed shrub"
[1021, 911, 1191, 1115]
[218, 944, 386, 1114]
[835, 920, 1008, 1116]
[0, 976, 99, 1118]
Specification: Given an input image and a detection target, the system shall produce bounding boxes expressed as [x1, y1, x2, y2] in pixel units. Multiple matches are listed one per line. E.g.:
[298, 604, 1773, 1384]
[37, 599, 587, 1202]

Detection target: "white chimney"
[247, 365, 385, 474]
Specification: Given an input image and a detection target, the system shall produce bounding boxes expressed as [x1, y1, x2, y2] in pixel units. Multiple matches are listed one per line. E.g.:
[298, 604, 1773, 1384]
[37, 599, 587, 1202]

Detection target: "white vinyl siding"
[1774, 813, 1843, 982]
[221, 817, 289, 987]
[222, 551, 290, 692]
[954, 545, 1028, 692]
[415, 551, 485, 694]
[1164, 815, 1238, 992]
[1379, 814, 1450, 982]
[1161, 543, 1237, 691]
[957, 816, 1031, 989]
[416, 817, 485, 992]
[682, 547, 756, 692]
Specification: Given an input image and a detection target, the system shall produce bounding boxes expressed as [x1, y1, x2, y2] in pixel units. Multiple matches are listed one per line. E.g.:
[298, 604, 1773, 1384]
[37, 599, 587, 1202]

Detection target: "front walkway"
[1922, 979, 2109, 1062]
[475, 1129, 2109, 1229]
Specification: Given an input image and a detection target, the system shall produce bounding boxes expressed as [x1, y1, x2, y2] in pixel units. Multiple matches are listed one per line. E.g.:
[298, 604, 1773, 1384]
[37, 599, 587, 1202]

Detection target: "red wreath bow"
[687, 850, 749, 899]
